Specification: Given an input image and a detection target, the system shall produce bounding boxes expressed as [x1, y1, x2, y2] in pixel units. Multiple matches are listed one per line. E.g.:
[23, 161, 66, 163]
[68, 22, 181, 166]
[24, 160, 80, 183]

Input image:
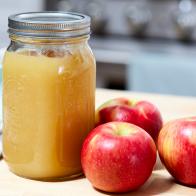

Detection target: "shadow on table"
[20, 173, 86, 183]
[94, 171, 175, 196]
[175, 180, 196, 189]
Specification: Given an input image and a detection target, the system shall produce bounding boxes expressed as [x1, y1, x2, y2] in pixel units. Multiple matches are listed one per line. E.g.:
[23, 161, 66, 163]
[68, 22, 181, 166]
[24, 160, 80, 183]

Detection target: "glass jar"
[2, 12, 96, 180]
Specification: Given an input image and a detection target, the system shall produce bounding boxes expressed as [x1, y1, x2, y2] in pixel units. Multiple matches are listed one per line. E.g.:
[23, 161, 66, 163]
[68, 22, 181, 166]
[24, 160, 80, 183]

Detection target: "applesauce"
[3, 12, 95, 180]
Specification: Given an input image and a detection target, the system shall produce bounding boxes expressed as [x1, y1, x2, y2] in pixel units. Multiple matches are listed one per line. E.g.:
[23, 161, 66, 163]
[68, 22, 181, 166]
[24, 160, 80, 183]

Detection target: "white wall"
[0, 0, 44, 48]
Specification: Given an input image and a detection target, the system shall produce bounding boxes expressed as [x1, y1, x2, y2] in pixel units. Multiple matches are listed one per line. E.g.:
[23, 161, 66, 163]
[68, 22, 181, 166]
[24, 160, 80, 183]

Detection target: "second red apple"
[96, 98, 163, 142]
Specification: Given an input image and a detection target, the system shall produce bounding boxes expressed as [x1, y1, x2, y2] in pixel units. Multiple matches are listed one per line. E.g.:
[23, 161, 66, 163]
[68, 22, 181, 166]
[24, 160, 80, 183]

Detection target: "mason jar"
[2, 12, 96, 180]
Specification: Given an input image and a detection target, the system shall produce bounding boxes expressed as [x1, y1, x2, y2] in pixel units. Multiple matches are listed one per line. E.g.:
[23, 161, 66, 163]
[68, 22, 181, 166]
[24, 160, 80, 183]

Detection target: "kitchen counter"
[0, 88, 196, 196]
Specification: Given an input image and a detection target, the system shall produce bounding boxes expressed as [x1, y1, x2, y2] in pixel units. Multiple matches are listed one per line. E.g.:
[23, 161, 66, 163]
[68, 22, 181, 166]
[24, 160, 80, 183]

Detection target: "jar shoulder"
[6, 41, 95, 62]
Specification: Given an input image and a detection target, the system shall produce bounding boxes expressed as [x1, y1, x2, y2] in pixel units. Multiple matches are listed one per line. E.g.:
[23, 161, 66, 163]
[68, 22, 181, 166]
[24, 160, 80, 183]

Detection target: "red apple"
[81, 122, 157, 193]
[158, 117, 196, 186]
[95, 98, 163, 142]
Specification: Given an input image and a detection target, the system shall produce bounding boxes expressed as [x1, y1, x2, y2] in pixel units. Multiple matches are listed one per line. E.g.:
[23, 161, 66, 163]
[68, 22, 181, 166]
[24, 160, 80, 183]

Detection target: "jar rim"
[8, 11, 91, 39]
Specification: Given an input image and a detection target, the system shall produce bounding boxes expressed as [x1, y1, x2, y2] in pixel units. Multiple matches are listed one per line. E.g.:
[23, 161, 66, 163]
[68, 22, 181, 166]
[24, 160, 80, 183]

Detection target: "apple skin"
[81, 122, 157, 193]
[158, 117, 196, 186]
[95, 98, 163, 143]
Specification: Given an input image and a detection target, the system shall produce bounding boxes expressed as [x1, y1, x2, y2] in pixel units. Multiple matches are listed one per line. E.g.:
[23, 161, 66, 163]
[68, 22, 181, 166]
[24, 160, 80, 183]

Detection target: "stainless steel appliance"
[47, 0, 196, 40]
[45, 0, 196, 96]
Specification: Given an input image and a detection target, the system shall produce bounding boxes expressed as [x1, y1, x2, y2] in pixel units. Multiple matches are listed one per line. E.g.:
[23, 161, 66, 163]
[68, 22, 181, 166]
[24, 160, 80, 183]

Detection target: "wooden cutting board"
[0, 160, 195, 196]
[0, 89, 196, 196]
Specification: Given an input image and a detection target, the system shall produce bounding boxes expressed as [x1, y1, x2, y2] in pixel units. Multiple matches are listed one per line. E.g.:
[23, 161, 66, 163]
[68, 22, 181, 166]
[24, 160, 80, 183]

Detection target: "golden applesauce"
[3, 12, 95, 180]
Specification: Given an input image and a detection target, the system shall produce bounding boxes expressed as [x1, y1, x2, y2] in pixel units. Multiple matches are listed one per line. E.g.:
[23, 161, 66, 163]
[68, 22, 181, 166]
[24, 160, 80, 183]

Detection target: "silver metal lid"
[8, 11, 91, 38]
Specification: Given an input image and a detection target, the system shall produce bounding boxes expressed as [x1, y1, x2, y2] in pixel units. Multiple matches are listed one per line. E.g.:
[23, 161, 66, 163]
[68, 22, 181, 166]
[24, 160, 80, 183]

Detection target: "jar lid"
[8, 11, 91, 38]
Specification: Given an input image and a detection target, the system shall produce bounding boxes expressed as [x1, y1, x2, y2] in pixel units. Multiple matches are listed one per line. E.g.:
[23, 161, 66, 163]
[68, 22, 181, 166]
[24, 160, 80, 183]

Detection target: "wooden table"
[1, 89, 196, 196]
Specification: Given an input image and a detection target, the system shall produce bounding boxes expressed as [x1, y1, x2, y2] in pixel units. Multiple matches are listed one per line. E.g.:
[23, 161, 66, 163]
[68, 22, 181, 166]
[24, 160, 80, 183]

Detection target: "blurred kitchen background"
[1, 0, 196, 96]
